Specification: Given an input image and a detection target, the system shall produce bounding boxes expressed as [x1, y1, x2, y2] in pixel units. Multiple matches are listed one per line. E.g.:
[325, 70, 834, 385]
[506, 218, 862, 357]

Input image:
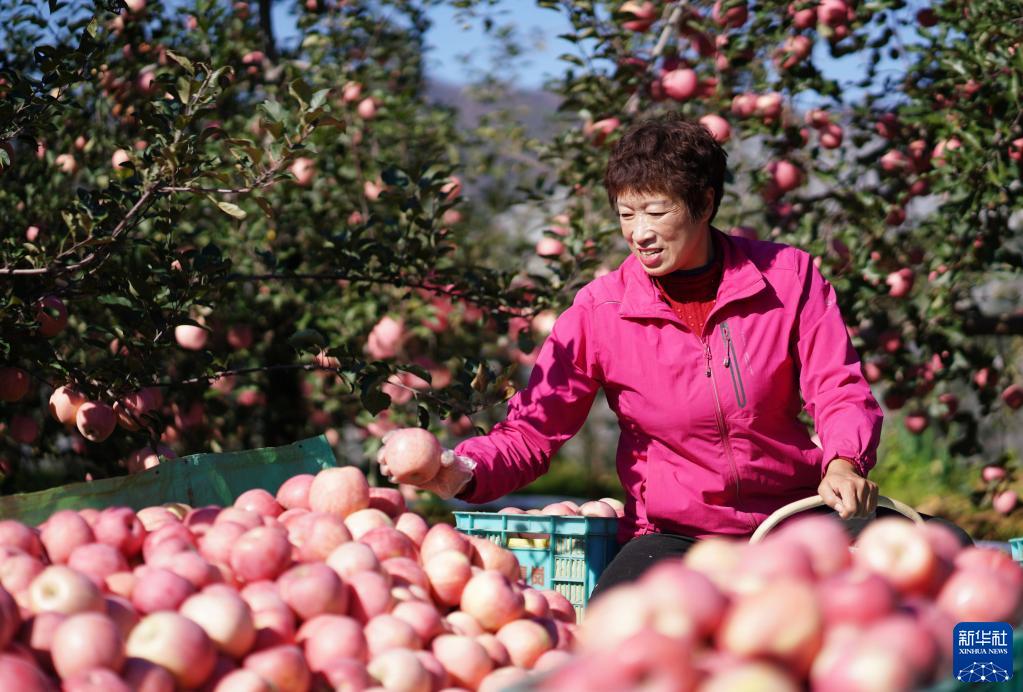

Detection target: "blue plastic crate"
[453, 511, 619, 621]
[1010, 537, 1023, 566]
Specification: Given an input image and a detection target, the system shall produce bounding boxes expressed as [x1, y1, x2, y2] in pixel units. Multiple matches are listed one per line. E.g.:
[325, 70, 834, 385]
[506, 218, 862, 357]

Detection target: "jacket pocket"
[720, 322, 747, 409]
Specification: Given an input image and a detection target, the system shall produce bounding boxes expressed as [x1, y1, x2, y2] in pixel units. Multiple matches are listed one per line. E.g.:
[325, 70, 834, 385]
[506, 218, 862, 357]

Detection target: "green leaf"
[210, 198, 247, 219]
[261, 100, 286, 123]
[361, 389, 391, 416]
[310, 88, 330, 110]
[288, 328, 326, 353]
[165, 50, 194, 76]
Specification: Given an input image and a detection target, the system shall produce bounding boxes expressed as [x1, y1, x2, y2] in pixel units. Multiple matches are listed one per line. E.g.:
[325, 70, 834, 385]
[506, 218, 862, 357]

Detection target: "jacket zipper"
[720, 322, 747, 409]
[701, 336, 742, 501]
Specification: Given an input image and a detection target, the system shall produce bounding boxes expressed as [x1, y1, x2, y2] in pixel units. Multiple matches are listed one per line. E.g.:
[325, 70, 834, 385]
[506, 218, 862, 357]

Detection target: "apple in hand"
[382, 429, 442, 485]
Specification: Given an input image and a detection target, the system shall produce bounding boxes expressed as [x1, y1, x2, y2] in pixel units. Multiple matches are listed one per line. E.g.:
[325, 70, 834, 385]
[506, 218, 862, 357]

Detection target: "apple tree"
[0, 0, 569, 491]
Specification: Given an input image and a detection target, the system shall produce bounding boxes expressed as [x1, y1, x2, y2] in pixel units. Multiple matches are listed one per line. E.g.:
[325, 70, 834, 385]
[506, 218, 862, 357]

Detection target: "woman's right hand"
[376, 429, 476, 500]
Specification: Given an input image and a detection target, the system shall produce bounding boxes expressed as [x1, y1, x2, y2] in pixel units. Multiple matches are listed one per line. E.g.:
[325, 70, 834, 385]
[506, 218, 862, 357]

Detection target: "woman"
[378, 115, 969, 595]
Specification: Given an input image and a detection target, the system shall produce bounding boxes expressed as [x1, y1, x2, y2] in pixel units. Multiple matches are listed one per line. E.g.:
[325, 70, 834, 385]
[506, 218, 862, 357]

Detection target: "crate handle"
[749, 494, 924, 544]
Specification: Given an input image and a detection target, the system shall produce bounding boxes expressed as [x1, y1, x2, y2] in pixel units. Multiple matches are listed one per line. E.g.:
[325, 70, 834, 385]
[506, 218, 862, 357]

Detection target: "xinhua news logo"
[953, 622, 1014, 683]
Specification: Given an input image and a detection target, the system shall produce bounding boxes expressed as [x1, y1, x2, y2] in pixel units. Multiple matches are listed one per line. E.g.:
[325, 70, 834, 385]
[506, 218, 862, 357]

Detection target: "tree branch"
[624, 1, 686, 116]
[221, 272, 540, 316]
[0, 186, 159, 277]
[259, 0, 278, 61]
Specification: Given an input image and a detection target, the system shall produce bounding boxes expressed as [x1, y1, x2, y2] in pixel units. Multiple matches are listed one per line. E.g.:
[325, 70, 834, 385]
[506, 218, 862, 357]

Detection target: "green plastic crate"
[0, 435, 337, 524]
[453, 511, 619, 621]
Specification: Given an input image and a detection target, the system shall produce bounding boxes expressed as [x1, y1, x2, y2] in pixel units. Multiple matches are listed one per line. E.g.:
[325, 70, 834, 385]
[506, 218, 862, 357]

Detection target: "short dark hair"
[604, 114, 728, 223]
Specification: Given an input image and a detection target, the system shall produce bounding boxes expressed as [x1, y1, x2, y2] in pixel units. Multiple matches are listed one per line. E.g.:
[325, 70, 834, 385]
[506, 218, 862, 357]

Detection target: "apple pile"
[0, 465, 580, 691]
[538, 515, 1023, 691]
[496, 498, 625, 520]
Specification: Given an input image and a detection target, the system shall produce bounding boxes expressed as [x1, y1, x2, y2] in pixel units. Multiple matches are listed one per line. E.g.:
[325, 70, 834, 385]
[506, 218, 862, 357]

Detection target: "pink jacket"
[456, 229, 883, 541]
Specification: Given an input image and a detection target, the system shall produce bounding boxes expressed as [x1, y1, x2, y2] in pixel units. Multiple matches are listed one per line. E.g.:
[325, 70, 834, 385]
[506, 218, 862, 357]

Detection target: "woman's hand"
[817, 458, 878, 519]
[376, 429, 476, 500]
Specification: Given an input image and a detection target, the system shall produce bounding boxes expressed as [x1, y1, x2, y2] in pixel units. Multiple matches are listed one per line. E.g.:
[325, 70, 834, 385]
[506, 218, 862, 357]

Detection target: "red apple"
[618, 1, 656, 32]
[356, 97, 377, 120]
[235, 489, 283, 519]
[325, 541, 380, 579]
[66, 543, 127, 587]
[661, 68, 698, 101]
[126, 612, 217, 688]
[420, 523, 472, 563]
[230, 527, 293, 583]
[28, 566, 103, 615]
[40, 510, 95, 564]
[180, 586, 256, 659]
[535, 237, 565, 258]
[359, 526, 417, 563]
[717, 579, 823, 677]
[904, 411, 929, 435]
[853, 518, 938, 594]
[111, 148, 132, 170]
[35, 295, 68, 337]
[276, 474, 314, 510]
[885, 267, 914, 297]
[131, 566, 195, 613]
[382, 428, 442, 485]
[346, 571, 395, 624]
[0, 367, 30, 402]
[288, 511, 352, 562]
[296, 614, 367, 669]
[75, 402, 116, 442]
[341, 81, 362, 102]
[289, 157, 315, 187]
[277, 562, 348, 620]
[50, 612, 124, 680]
[432, 634, 494, 689]
[394, 512, 429, 547]
[937, 566, 1023, 624]
[816, 568, 898, 626]
[242, 644, 310, 692]
[0, 653, 55, 692]
[55, 153, 78, 174]
[993, 490, 1018, 515]
[712, 0, 747, 27]
[1001, 384, 1023, 409]
[62, 667, 131, 692]
[344, 509, 392, 541]
[768, 159, 803, 192]
[698, 114, 730, 143]
[637, 562, 727, 638]
[121, 657, 176, 691]
[460, 571, 525, 633]
[93, 507, 146, 558]
[175, 324, 208, 350]
[467, 535, 521, 582]
[367, 648, 430, 692]
[308, 467, 371, 522]
[368, 487, 406, 518]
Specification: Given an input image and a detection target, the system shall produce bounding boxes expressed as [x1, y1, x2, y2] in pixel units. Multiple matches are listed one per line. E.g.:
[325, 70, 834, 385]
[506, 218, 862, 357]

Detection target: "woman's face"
[617, 189, 712, 276]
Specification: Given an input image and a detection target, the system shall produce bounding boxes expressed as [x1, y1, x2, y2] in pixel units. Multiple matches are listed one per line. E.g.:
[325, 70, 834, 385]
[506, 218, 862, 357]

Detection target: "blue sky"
[269, 1, 917, 100]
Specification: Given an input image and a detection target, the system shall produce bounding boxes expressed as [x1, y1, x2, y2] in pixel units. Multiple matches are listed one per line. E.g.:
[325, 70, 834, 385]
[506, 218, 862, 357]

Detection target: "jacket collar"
[618, 227, 767, 324]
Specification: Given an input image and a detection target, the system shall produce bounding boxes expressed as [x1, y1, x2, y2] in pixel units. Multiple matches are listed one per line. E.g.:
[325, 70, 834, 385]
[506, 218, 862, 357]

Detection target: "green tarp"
[0, 435, 338, 525]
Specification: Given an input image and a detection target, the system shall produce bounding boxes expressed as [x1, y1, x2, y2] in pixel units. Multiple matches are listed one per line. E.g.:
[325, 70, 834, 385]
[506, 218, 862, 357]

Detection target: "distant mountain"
[425, 79, 562, 138]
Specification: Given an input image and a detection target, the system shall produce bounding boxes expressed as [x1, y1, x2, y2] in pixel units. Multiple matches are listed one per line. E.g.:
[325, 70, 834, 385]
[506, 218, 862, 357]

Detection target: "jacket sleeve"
[454, 292, 603, 504]
[791, 253, 883, 478]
